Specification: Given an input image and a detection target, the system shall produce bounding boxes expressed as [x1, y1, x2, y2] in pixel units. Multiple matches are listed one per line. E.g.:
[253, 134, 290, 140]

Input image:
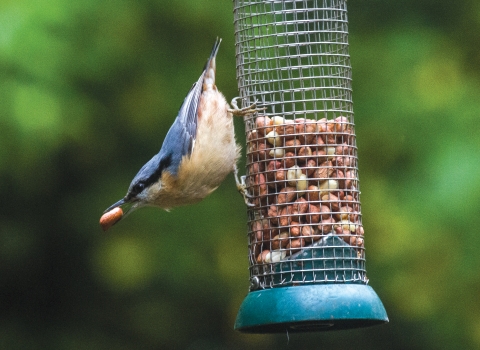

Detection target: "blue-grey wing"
[174, 72, 205, 155]
[173, 38, 222, 156]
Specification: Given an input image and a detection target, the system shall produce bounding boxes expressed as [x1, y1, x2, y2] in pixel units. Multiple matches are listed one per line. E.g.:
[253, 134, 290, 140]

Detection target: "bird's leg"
[228, 97, 266, 117]
[230, 97, 263, 207]
[234, 164, 256, 207]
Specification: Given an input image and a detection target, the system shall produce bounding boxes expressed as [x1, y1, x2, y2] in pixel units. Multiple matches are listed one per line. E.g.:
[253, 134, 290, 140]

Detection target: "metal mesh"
[233, 0, 367, 290]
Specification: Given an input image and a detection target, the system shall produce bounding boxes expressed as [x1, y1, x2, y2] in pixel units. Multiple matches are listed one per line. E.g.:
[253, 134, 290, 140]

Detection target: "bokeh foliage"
[1, 0, 479, 349]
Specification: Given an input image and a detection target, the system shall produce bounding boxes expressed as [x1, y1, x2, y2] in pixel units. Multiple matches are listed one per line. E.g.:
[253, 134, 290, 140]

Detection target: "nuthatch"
[100, 38, 259, 231]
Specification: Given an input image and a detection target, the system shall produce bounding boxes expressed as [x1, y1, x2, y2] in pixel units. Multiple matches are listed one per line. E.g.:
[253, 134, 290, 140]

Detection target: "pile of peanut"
[247, 115, 365, 264]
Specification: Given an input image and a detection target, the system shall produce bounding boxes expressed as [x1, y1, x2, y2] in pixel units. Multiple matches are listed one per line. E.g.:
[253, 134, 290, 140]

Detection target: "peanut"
[269, 147, 285, 158]
[264, 228, 276, 241]
[345, 133, 356, 146]
[335, 169, 345, 189]
[333, 116, 350, 133]
[283, 152, 296, 168]
[255, 116, 273, 135]
[318, 217, 335, 234]
[292, 197, 308, 216]
[256, 249, 286, 264]
[345, 170, 357, 189]
[319, 205, 332, 220]
[335, 227, 352, 236]
[274, 168, 286, 183]
[321, 193, 340, 212]
[279, 206, 290, 226]
[334, 205, 353, 221]
[290, 221, 301, 237]
[356, 225, 365, 236]
[306, 203, 320, 224]
[252, 142, 268, 160]
[306, 185, 320, 202]
[315, 134, 326, 146]
[317, 120, 328, 133]
[335, 143, 352, 156]
[284, 139, 302, 151]
[286, 166, 307, 194]
[255, 173, 268, 198]
[311, 149, 327, 160]
[326, 133, 336, 145]
[279, 199, 307, 226]
[100, 207, 123, 231]
[296, 174, 308, 195]
[270, 116, 286, 126]
[301, 225, 314, 242]
[252, 218, 275, 241]
[334, 156, 354, 167]
[266, 160, 282, 182]
[298, 146, 312, 158]
[275, 119, 295, 136]
[304, 159, 317, 176]
[248, 161, 263, 175]
[268, 205, 279, 225]
[345, 192, 359, 202]
[313, 161, 334, 180]
[295, 120, 316, 144]
[247, 130, 259, 142]
[325, 146, 336, 159]
[319, 179, 339, 196]
[287, 166, 303, 186]
[271, 232, 290, 250]
[335, 220, 356, 233]
[286, 238, 305, 254]
[339, 232, 364, 248]
[257, 250, 270, 264]
[276, 186, 297, 205]
[251, 220, 264, 241]
[350, 236, 364, 247]
[266, 130, 281, 146]
[270, 250, 286, 263]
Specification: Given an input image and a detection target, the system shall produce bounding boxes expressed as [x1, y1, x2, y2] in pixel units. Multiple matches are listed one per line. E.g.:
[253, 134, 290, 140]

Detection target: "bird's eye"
[132, 182, 145, 194]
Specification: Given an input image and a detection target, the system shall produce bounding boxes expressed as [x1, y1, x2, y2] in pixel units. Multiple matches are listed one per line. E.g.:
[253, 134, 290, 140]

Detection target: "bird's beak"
[103, 196, 140, 219]
[103, 197, 127, 214]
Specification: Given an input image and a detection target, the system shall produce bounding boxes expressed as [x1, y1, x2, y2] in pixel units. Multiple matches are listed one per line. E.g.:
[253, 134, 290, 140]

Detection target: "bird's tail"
[203, 37, 221, 91]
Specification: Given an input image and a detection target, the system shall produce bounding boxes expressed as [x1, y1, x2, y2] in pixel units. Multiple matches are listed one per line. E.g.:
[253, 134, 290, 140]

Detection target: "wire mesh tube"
[233, 0, 366, 291]
[232, 0, 388, 333]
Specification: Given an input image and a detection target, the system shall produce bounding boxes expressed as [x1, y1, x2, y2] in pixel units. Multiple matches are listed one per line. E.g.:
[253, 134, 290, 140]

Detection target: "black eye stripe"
[146, 152, 173, 184]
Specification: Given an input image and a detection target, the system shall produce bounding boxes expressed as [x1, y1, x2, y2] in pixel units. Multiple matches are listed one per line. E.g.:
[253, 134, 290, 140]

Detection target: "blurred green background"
[1, 0, 479, 349]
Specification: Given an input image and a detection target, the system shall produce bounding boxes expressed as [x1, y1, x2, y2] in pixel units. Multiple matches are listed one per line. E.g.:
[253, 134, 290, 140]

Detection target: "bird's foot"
[228, 97, 266, 117]
[234, 165, 256, 207]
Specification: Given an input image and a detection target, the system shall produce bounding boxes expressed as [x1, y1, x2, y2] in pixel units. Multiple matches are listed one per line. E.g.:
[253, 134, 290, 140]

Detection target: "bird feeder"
[232, 0, 388, 332]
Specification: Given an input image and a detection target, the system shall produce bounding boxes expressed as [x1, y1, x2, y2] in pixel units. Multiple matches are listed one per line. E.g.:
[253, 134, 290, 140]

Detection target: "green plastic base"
[234, 284, 388, 333]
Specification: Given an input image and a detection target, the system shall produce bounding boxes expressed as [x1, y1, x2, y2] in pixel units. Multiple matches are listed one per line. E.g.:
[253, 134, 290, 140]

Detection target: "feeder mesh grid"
[233, 0, 367, 290]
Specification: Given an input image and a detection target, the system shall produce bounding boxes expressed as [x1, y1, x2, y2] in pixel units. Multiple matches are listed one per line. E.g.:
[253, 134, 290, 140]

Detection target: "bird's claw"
[228, 97, 267, 117]
[234, 166, 256, 207]
[238, 177, 256, 207]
